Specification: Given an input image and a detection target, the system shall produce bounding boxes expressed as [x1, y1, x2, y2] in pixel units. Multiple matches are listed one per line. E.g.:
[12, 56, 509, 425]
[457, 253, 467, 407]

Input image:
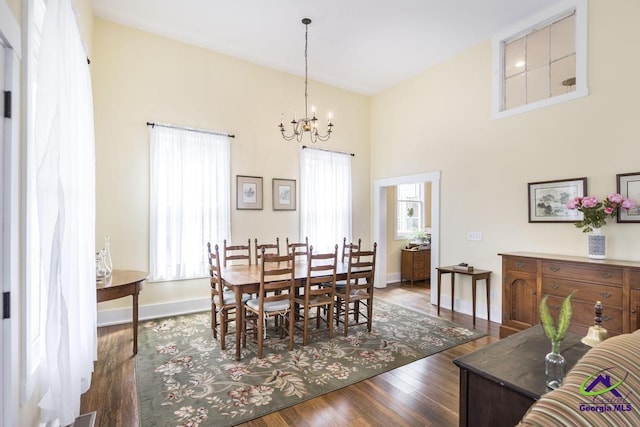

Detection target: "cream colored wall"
[91, 18, 371, 311]
[371, 0, 640, 314]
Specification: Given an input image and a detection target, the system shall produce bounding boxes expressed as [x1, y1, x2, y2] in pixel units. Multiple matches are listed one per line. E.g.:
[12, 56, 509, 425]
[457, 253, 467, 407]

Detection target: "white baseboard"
[437, 297, 501, 324]
[97, 297, 210, 327]
[386, 272, 401, 284]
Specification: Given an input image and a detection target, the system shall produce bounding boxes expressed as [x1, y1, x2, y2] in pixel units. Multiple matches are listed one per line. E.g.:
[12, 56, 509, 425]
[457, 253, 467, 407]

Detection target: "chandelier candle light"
[279, 18, 334, 143]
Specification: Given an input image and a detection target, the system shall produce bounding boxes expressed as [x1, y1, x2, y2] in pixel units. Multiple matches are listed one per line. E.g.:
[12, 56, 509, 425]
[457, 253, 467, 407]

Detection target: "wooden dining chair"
[341, 237, 362, 262]
[255, 238, 280, 263]
[207, 242, 251, 350]
[294, 245, 338, 346]
[335, 242, 377, 336]
[223, 239, 252, 266]
[286, 236, 309, 259]
[243, 250, 296, 358]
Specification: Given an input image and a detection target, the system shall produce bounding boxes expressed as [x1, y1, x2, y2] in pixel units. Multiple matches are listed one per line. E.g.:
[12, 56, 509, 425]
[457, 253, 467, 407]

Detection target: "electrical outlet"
[467, 231, 483, 241]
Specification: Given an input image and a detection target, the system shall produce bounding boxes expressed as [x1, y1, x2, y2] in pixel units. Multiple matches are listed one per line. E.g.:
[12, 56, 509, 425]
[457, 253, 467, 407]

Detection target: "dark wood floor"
[80, 281, 500, 426]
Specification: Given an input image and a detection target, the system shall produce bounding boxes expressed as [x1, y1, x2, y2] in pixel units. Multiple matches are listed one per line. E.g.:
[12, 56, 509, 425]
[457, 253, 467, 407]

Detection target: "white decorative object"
[588, 228, 606, 259]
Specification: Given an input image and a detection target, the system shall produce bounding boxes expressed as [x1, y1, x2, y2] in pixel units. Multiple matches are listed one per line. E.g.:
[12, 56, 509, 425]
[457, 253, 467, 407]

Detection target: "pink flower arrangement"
[566, 193, 635, 232]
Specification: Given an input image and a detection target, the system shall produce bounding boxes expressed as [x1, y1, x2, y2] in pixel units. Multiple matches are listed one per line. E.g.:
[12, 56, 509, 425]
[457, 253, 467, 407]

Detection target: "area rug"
[136, 299, 485, 426]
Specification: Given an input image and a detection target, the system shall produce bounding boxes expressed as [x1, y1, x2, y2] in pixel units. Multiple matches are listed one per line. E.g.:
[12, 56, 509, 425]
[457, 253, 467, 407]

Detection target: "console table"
[499, 252, 640, 338]
[454, 325, 590, 427]
[97, 270, 147, 355]
[436, 266, 491, 325]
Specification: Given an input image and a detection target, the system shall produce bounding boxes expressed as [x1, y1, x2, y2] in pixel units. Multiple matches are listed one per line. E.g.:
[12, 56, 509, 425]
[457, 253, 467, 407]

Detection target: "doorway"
[373, 171, 441, 305]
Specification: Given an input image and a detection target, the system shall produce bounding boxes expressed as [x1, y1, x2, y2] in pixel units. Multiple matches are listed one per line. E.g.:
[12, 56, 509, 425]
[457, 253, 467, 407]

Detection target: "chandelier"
[279, 18, 334, 143]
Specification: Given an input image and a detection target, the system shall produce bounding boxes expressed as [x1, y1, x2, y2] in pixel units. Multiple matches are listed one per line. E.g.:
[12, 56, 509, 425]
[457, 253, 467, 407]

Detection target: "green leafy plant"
[540, 291, 575, 349]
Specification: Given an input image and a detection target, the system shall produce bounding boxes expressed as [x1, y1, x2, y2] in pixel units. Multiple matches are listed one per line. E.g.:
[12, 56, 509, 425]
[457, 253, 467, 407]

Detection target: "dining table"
[221, 260, 369, 360]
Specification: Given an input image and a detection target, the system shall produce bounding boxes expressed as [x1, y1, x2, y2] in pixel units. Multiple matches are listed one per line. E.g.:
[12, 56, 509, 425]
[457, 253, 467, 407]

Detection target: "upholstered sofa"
[518, 330, 640, 426]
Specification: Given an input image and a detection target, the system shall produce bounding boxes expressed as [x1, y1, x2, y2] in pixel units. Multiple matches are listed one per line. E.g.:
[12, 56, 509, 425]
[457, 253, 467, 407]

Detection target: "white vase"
[588, 228, 606, 259]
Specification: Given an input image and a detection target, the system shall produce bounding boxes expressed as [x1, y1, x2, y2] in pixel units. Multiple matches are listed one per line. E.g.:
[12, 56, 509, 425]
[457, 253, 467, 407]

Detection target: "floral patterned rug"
[136, 299, 485, 426]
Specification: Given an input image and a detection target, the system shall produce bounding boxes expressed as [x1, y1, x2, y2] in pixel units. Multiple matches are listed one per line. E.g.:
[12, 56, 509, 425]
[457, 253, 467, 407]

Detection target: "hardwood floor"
[80, 281, 500, 426]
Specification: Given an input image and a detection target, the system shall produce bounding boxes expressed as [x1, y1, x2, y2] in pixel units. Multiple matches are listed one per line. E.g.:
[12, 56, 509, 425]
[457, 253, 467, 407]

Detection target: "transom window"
[493, 0, 588, 118]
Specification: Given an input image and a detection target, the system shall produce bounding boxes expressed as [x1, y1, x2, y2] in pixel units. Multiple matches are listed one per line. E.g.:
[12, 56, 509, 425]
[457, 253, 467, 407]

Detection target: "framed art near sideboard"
[528, 177, 587, 223]
[272, 178, 296, 211]
[617, 172, 640, 223]
[236, 175, 263, 210]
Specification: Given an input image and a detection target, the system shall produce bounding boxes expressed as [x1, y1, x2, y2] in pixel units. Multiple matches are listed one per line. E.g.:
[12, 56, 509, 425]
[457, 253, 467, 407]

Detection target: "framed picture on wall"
[236, 175, 263, 210]
[617, 172, 640, 223]
[272, 178, 296, 211]
[528, 177, 587, 222]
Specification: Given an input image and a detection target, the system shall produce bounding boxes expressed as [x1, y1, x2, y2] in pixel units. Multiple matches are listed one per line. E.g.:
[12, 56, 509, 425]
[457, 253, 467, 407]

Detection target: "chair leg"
[367, 298, 373, 332]
[328, 302, 334, 339]
[303, 306, 309, 346]
[220, 309, 226, 350]
[288, 309, 295, 351]
[257, 313, 264, 359]
[212, 304, 218, 339]
[343, 300, 350, 337]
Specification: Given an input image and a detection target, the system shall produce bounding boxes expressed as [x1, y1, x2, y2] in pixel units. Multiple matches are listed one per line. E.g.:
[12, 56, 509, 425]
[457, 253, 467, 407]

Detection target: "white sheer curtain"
[300, 148, 352, 252]
[149, 126, 231, 281]
[34, 0, 97, 424]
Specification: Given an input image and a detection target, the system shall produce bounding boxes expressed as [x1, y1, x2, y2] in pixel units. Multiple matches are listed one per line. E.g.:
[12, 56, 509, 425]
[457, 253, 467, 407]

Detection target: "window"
[300, 148, 352, 252]
[149, 126, 231, 281]
[395, 183, 425, 239]
[493, 0, 587, 118]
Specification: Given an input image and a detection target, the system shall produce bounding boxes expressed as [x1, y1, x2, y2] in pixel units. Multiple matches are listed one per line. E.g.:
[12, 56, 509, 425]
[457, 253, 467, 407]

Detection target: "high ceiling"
[91, 0, 558, 95]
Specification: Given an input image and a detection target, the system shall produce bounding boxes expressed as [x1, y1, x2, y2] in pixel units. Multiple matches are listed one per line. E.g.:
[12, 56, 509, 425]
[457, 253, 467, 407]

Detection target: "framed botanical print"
[617, 172, 640, 223]
[272, 178, 296, 211]
[236, 175, 263, 210]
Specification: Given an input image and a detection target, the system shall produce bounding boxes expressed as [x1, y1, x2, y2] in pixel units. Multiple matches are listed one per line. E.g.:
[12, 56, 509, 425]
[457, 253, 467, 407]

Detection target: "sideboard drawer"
[505, 257, 537, 274]
[541, 278, 622, 307]
[631, 271, 640, 290]
[541, 261, 622, 285]
[546, 296, 622, 334]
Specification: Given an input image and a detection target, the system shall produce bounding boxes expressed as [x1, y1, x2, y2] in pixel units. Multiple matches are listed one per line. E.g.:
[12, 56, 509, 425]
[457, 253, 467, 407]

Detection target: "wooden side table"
[97, 270, 147, 355]
[436, 266, 491, 325]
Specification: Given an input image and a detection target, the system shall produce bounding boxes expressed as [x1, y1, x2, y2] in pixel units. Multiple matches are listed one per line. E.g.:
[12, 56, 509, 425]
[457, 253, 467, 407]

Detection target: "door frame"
[0, 1, 21, 425]
[373, 171, 440, 305]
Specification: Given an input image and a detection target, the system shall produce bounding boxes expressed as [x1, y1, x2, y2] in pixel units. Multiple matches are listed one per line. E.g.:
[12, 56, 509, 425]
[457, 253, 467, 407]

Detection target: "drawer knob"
[602, 315, 612, 322]
[601, 272, 613, 279]
[549, 283, 560, 290]
[599, 292, 612, 299]
[550, 266, 560, 272]
[516, 262, 526, 269]
[550, 304, 561, 311]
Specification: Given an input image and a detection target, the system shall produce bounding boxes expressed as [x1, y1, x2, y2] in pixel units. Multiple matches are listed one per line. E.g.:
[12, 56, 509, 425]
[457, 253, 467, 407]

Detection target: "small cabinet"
[501, 259, 538, 338]
[401, 248, 431, 285]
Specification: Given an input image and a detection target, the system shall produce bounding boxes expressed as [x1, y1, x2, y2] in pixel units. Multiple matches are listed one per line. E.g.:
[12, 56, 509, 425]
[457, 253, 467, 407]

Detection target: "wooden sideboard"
[499, 252, 640, 338]
[401, 247, 431, 285]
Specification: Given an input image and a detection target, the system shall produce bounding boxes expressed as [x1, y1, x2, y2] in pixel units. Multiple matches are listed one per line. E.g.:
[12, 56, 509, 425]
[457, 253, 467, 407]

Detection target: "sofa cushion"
[518, 330, 640, 426]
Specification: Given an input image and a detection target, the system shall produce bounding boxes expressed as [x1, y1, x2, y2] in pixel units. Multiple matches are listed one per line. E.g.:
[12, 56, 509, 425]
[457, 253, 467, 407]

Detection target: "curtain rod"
[302, 145, 355, 157]
[146, 121, 235, 138]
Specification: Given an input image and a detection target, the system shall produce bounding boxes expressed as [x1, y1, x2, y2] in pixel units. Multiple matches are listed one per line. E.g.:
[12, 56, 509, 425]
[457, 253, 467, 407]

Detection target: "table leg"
[133, 292, 139, 355]
[471, 278, 477, 325]
[437, 271, 443, 316]
[235, 288, 243, 361]
[451, 273, 456, 316]
[486, 276, 490, 323]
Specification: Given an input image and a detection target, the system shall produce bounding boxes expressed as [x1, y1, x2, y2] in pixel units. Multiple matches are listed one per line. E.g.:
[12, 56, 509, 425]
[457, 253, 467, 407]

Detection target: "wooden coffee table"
[453, 325, 590, 427]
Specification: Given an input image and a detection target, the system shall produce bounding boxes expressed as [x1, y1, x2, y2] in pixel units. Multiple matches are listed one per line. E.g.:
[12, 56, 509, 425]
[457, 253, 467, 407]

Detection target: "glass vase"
[103, 235, 113, 277]
[96, 251, 107, 282]
[588, 228, 606, 259]
[545, 341, 566, 389]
